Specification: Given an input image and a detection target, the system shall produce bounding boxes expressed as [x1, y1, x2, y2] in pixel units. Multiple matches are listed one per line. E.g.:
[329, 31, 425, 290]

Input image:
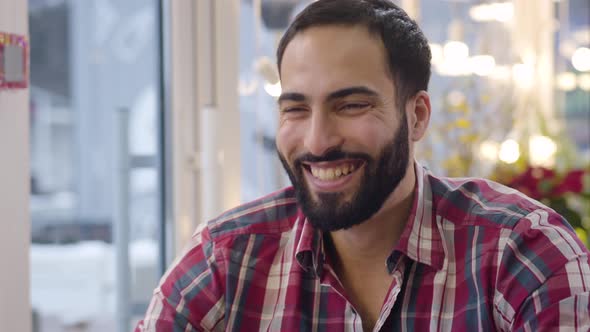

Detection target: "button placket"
[372, 259, 406, 332]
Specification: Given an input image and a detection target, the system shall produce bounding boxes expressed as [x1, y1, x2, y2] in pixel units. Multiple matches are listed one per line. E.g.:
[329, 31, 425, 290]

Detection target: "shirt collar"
[294, 212, 324, 278]
[387, 163, 445, 272]
[294, 162, 445, 277]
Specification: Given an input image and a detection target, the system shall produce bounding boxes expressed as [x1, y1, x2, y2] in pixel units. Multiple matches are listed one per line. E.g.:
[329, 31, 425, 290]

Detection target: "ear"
[407, 91, 431, 142]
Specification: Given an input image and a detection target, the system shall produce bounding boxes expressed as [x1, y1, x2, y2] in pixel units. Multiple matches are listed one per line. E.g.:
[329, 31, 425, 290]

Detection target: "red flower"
[553, 170, 585, 195]
[508, 167, 556, 200]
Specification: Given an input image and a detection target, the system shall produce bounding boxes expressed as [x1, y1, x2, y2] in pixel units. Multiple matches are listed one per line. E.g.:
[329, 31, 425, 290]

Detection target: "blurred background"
[2, 0, 589, 331]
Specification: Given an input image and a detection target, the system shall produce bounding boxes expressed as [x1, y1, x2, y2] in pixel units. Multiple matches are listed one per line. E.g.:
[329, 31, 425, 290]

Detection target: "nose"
[303, 111, 343, 157]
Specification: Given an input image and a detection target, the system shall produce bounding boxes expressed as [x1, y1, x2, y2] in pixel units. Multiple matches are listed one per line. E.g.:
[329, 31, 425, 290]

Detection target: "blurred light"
[264, 82, 282, 97]
[556, 72, 577, 91]
[572, 47, 590, 72]
[443, 41, 469, 61]
[579, 74, 590, 91]
[438, 41, 471, 76]
[529, 135, 556, 168]
[470, 55, 496, 76]
[512, 63, 535, 89]
[238, 78, 258, 96]
[447, 90, 466, 107]
[490, 65, 512, 81]
[469, 2, 514, 22]
[436, 60, 471, 76]
[479, 140, 499, 161]
[429, 43, 444, 65]
[499, 139, 520, 164]
[493, 3, 515, 22]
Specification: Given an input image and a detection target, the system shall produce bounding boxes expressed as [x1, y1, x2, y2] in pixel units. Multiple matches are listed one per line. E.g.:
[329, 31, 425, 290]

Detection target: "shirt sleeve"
[135, 223, 226, 332]
[493, 209, 590, 331]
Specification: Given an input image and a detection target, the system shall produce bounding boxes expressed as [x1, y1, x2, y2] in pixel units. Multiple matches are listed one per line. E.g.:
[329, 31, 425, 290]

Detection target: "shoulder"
[426, 171, 588, 267]
[144, 187, 301, 330]
[163, 186, 300, 281]
[204, 186, 300, 241]
[424, 173, 590, 328]
[172, 186, 300, 270]
[427, 173, 559, 229]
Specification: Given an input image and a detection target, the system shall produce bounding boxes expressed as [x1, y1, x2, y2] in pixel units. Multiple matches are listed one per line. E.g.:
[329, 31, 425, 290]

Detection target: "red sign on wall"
[0, 32, 28, 89]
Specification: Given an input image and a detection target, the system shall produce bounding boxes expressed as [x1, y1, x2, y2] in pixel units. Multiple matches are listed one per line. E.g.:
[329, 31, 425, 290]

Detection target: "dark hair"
[276, 0, 431, 107]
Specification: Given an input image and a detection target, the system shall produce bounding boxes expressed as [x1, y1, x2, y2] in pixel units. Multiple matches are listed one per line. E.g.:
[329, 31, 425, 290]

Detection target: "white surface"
[30, 240, 159, 326]
[0, 0, 31, 331]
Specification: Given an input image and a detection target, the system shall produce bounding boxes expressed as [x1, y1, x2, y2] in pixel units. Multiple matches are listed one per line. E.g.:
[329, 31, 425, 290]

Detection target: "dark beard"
[277, 115, 410, 232]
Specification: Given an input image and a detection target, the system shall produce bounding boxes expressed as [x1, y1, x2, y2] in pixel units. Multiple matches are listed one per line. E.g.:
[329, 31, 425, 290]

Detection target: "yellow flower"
[459, 134, 479, 144]
[575, 227, 588, 246]
[455, 118, 471, 129]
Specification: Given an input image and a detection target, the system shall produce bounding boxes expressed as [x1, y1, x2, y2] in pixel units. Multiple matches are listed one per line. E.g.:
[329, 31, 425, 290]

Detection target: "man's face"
[276, 25, 412, 232]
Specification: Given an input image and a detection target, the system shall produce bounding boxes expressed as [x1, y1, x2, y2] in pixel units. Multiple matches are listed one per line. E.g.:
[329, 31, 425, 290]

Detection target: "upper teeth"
[310, 164, 356, 181]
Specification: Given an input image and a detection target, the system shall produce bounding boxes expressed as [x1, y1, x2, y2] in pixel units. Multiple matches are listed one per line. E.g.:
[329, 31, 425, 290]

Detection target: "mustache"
[294, 149, 370, 164]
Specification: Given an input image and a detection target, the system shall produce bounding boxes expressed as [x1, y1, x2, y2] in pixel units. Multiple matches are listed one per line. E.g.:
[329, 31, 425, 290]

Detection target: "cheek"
[276, 122, 301, 159]
[340, 120, 389, 150]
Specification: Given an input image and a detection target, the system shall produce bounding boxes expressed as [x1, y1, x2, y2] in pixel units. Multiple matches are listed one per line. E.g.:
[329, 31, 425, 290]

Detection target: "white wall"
[0, 0, 31, 331]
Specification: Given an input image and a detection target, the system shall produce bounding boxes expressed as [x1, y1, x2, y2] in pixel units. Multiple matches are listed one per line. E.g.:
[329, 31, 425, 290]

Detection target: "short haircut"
[276, 0, 432, 108]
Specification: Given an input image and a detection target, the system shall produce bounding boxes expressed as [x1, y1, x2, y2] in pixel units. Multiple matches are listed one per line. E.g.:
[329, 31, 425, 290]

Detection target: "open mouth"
[301, 160, 365, 182]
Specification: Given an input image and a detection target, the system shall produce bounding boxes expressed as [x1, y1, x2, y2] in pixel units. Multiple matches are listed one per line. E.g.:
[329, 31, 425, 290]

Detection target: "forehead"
[280, 25, 394, 98]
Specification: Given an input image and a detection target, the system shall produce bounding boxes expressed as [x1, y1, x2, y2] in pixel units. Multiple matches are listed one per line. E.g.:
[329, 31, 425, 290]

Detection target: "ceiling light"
[572, 47, 590, 72]
[529, 136, 556, 168]
[469, 2, 513, 22]
[499, 139, 520, 164]
[263, 82, 282, 98]
[429, 43, 444, 65]
[443, 41, 469, 61]
[578, 74, 590, 91]
[479, 140, 500, 161]
[470, 55, 496, 76]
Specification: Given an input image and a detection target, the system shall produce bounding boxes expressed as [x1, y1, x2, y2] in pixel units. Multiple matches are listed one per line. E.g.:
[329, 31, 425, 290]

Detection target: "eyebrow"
[326, 86, 378, 101]
[278, 86, 379, 105]
[278, 92, 306, 104]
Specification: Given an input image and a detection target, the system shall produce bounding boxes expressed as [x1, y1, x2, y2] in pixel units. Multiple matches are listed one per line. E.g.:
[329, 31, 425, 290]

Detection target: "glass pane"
[238, 0, 314, 200]
[29, 0, 164, 331]
[416, 0, 522, 177]
[237, 0, 588, 197]
[558, 0, 590, 157]
[417, 0, 589, 177]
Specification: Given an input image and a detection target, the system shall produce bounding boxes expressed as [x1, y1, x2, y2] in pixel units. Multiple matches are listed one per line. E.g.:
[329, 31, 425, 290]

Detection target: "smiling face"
[276, 25, 413, 231]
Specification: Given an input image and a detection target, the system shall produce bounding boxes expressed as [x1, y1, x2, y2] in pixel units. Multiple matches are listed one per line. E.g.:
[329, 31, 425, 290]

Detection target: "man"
[137, 0, 590, 331]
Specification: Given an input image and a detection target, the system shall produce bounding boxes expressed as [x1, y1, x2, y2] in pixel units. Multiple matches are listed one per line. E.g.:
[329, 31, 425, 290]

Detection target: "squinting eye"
[341, 103, 370, 111]
[281, 107, 306, 113]
[280, 107, 309, 119]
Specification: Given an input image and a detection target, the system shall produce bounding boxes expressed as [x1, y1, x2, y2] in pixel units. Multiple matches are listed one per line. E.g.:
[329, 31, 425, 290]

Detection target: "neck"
[327, 165, 416, 271]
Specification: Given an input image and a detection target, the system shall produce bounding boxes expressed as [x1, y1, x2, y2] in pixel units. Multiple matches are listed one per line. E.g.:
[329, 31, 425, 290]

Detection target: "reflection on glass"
[28, 0, 163, 331]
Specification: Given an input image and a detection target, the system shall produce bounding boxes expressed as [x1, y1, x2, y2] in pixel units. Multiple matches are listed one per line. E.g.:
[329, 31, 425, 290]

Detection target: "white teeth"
[327, 169, 335, 179]
[309, 164, 356, 181]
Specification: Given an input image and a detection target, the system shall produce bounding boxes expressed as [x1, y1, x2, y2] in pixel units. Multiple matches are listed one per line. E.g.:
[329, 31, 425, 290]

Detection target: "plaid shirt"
[136, 164, 590, 331]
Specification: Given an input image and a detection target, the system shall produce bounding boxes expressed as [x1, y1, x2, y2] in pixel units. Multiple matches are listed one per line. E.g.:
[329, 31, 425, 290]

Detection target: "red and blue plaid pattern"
[136, 164, 590, 331]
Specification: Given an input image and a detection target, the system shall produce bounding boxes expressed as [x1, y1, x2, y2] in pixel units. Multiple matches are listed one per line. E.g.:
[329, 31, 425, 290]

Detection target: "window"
[29, 0, 164, 331]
